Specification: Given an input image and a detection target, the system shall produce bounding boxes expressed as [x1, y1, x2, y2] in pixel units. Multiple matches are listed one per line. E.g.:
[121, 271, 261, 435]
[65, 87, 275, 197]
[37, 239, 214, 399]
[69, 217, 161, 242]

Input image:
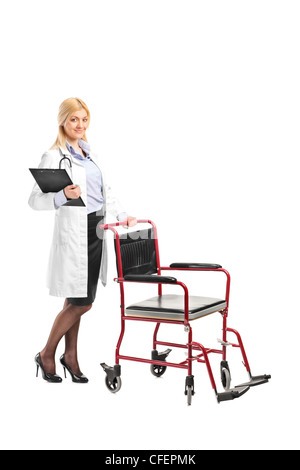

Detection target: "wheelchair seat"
[126, 294, 227, 321]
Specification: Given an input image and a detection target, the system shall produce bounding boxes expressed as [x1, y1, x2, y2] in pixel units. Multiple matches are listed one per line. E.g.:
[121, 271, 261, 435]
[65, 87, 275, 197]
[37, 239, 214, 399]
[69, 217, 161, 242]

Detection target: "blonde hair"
[50, 97, 90, 150]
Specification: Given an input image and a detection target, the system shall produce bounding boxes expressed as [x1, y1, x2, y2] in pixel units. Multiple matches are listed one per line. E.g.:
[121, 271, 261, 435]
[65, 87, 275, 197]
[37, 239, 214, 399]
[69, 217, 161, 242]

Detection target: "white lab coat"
[28, 146, 126, 298]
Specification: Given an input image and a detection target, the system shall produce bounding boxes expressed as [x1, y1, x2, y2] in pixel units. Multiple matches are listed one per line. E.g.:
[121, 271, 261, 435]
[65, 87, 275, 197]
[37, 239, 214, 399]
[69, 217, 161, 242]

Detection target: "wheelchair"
[99, 219, 271, 404]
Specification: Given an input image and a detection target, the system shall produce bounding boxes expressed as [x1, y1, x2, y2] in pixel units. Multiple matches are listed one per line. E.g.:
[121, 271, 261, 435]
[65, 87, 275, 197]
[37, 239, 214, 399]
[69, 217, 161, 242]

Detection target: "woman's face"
[63, 108, 89, 142]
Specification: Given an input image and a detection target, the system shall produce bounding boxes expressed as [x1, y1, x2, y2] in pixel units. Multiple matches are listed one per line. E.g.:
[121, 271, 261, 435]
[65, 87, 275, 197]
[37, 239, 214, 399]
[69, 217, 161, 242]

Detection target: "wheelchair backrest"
[114, 228, 158, 277]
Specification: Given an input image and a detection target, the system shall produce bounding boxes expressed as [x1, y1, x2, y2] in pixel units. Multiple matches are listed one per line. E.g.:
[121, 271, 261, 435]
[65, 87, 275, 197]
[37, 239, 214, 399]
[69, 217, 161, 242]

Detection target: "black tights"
[40, 299, 92, 375]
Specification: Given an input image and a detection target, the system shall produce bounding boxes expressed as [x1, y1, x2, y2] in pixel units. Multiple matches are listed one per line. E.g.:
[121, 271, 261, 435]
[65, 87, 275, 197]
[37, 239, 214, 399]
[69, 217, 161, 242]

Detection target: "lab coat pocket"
[55, 207, 78, 246]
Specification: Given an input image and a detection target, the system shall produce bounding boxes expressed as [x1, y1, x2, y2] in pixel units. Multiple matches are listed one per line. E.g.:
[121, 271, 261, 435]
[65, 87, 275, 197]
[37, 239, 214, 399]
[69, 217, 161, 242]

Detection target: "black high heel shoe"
[35, 353, 62, 383]
[60, 354, 89, 383]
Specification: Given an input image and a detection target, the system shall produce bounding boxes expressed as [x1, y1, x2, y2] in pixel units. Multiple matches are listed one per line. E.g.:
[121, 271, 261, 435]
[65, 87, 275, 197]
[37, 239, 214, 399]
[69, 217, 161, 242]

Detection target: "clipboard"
[29, 156, 85, 207]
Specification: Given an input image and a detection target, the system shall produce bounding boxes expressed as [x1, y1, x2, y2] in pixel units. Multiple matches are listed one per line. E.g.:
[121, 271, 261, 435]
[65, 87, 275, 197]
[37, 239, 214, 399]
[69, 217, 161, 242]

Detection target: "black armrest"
[170, 263, 222, 269]
[124, 274, 177, 284]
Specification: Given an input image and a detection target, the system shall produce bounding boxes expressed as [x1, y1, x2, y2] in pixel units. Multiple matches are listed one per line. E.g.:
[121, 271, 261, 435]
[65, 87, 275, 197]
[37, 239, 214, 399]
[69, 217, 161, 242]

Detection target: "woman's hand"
[125, 216, 137, 227]
[64, 184, 82, 199]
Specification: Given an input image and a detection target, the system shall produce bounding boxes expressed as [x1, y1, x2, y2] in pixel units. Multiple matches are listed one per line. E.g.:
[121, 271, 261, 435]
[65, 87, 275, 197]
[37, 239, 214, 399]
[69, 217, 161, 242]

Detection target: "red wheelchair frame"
[99, 219, 270, 404]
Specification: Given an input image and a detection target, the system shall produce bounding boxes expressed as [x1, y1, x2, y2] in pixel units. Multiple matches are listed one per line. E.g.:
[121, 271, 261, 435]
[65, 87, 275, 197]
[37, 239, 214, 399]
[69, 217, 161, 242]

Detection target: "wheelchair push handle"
[98, 219, 154, 231]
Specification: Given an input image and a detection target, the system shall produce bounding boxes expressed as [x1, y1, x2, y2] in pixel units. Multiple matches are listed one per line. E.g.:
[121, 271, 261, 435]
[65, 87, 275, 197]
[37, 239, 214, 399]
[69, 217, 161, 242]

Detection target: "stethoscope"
[58, 152, 79, 187]
[59, 156, 72, 169]
[58, 147, 73, 170]
[59, 152, 76, 188]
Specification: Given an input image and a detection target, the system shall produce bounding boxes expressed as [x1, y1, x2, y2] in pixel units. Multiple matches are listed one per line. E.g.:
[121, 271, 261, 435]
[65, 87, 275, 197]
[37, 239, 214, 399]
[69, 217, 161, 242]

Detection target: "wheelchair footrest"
[235, 374, 271, 388]
[216, 385, 250, 403]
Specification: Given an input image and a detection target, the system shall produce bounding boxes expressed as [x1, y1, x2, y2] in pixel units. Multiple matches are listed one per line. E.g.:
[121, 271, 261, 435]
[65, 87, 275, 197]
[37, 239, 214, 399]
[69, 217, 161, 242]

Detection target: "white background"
[1, 0, 299, 450]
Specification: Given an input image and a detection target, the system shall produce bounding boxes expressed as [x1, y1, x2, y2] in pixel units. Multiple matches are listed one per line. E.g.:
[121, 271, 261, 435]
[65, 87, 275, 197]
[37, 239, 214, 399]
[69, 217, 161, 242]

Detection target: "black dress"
[67, 211, 103, 306]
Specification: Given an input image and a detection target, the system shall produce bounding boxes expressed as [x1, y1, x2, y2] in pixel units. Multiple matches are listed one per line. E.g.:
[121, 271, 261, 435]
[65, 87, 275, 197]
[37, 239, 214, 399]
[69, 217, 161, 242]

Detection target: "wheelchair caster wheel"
[186, 386, 194, 406]
[105, 375, 122, 393]
[220, 361, 231, 391]
[150, 348, 171, 377]
[185, 375, 195, 406]
[150, 364, 167, 377]
[101, 363, 122, 393]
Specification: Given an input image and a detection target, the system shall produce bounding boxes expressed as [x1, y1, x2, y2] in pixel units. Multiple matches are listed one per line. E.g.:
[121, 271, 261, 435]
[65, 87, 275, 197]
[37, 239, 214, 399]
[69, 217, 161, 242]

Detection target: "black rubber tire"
[105, 375, 122, 393]
[150, 364, 167, 377]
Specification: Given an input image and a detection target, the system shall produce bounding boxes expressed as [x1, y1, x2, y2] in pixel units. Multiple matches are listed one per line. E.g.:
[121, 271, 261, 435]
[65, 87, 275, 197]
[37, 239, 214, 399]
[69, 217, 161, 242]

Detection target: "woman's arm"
[105, 184, 137, 227]
[104, 181, 127, 219]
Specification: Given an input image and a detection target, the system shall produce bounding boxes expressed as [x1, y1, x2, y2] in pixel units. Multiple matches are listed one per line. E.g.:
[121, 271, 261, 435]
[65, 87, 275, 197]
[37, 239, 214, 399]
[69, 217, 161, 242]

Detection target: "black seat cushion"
[126, 295, 227, 321]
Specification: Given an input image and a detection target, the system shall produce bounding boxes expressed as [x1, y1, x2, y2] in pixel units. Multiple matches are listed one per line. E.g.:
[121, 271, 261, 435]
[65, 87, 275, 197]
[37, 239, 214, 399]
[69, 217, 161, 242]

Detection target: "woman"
[29, 97, 136, 383]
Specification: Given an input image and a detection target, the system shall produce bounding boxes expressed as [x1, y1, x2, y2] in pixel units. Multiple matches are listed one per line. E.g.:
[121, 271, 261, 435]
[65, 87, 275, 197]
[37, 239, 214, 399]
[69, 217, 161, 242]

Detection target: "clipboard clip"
[59, 156, 72, 169]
